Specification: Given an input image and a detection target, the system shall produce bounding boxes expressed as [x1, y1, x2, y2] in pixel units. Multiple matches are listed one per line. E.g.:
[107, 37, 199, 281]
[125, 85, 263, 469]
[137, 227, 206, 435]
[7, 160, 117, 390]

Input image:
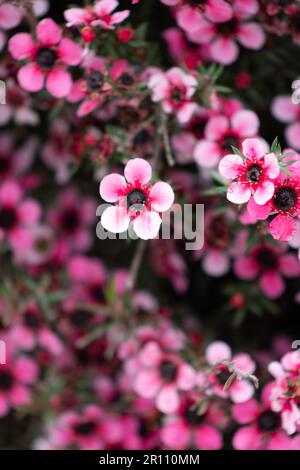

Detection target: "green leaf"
[202, 186, 228, 196]
[270, 137, 281, 155]
[231, 146, 245, 159]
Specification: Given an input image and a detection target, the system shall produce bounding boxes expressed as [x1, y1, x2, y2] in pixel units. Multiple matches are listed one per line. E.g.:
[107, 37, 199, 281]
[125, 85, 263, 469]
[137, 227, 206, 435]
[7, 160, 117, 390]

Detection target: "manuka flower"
[8, 18, 83, 97]
[219, 138, 280, 205]
[64, 0, 130, 31]
[99, 158, 174, 240]
[148, 67, 198, 124]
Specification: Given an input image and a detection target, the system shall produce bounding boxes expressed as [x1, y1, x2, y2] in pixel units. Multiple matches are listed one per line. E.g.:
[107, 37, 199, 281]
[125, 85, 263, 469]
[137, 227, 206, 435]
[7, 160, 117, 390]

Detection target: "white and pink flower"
[218, 138, 280, 205]
[148, 67, 197, 123]
[99, 158, 174, 240]
[64, 0, 130, 31]
[195, 111, 262, 169]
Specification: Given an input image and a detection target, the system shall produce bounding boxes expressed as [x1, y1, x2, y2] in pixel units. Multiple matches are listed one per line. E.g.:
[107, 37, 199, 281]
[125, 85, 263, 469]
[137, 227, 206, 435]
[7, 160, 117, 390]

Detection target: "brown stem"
[125, 239, 147, 292]
[160, 110, 175, 167]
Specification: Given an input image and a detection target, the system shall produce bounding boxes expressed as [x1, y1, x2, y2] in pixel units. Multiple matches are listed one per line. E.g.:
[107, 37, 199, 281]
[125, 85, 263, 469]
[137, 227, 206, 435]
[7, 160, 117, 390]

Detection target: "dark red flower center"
[258, 410, 281, 432]
[217, 18, 238, 36]
[0, 156, 11, 175]
[0, 207, 18, 230]
[184, 407, 206, 426]
[188, 116, 206, 139]
[73, 420, 97, 436]
[246, 164, 262, 183]
[159, 360, 178, 382]
[86, 71, 104, 92]
[127, 189, 147, 208]
[35, 237, 50, 253]
[36, 47, 58, 69]
[61, 208, 80, 233]
[70, 309, 93, 327]
[221, 134, 239, 152]
[170, 86, 185, 104]
[216, 368, 231, 386]
[24, 310, 41, 330]
[290, 13, 300, 33]
[89, 285, 105, 303]
[0, 371, 14, 391]
[187, 0, 207, 6]
[133, 129, 151, 146]
[274, 186, 297, 211]
[119, 73, 134, 86]
[256, 248, 278, 270]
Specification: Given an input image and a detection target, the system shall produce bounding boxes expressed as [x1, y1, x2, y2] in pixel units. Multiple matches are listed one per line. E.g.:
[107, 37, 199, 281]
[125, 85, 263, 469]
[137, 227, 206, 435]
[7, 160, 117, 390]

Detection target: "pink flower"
[39, 405, 123, 450]
[148, 67, 197, 123]
[47, 187, 96, 253]
[194, 108, 263, 168]
[268, 352, 300, 435]
[64, 0, 130, 30]
[272, 95, 300, 150]
[9, 18, 82, 97]
[165, 0, 233, 26]
[0, 180, 41, 252]
[0, 133, 37, 182]
[99, 158, 174, 239]
[232, 394, 292, 450]
[234, 242, 300, 299]
[133, 341, 196, 414]
[161, 395, 224, 450]
[248, 167, 300, 241]
[11, 302, 63, 356]
[0, 2, 22, 52]
[218, 138, 280, 204]
[205, 341, 256, 403]
[0, 349, 38, 417]
[184, 0, 265, 65]
[0, 79, 39, 126]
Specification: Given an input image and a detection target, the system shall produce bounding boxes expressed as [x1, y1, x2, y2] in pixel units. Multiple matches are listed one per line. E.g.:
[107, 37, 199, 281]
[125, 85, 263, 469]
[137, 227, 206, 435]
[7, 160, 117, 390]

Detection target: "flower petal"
[133, 210, 161, 240]
[210, 37, 239, 65]
[58, 38, 82, 65]
[46, 69, 72, 98]
[8, 33, 35, 60]
[100, 174, 127, 202]
[227, 182, 251, 204]
[242, 138, 263, 159]
[253, 181, 274, 205]
[36, 18, 62, 45]
[18, 64, 44, 92]
[101, 205, 130, 233]
[218, 154, 243, 179]
[149, 182, 174, 212]
[194, 140, 220, 168]
[269, 214, 296, 241]
[124, 158, 152, 185]
[231, 110, 259, 137]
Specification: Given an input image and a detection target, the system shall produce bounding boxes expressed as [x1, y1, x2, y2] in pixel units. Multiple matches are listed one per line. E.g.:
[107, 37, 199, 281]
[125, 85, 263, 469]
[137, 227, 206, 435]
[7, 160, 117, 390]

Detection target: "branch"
[221, 360, 259, 390]
[125, 239, 147, 292]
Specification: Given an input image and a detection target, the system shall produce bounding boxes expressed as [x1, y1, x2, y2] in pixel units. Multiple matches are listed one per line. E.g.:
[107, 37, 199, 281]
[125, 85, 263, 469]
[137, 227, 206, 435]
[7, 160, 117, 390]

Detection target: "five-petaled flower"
[219, 138, 280, 205]
[8, 18, 83, 98]
[64, 0, 130, 31]
[148, 67, 198, 123]
[99, 158, 174, 240]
